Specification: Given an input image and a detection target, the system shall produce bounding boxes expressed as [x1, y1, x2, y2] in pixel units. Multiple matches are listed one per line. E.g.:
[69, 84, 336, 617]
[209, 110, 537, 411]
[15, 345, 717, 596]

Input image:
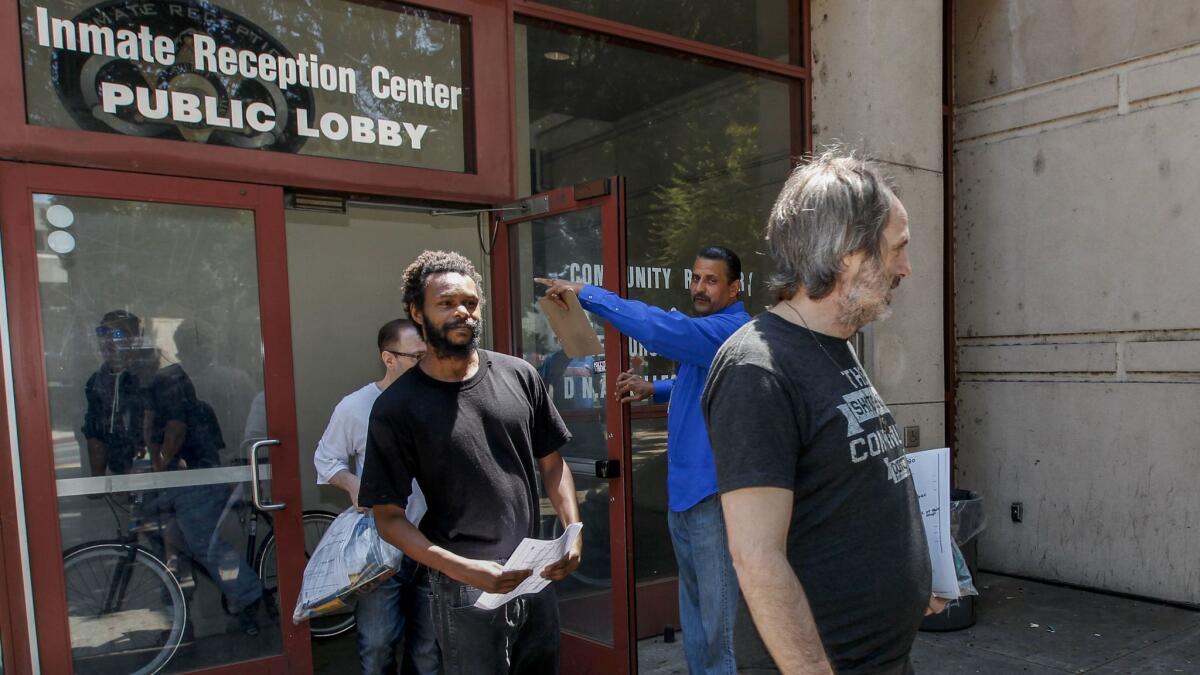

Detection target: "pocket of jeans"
[440, 581, 484, 610]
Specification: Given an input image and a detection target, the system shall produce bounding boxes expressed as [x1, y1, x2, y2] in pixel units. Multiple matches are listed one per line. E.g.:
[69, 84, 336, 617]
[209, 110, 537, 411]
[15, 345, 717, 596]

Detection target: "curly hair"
[401, 250, 485, 321]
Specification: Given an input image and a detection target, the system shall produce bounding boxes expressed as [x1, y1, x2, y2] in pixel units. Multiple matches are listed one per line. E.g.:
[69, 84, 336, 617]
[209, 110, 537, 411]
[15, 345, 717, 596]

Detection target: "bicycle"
[62, 489, 342, 675]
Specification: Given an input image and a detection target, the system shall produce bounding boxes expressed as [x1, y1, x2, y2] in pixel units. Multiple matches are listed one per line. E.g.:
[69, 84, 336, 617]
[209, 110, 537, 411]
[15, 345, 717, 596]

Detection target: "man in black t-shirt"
[703, 151, 946, 674]
[360, 250, 582, 675]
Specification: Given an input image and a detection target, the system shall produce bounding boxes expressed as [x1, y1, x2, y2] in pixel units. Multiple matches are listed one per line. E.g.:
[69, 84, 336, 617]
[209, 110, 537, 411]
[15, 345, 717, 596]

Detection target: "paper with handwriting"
[907, 447, 959, 598]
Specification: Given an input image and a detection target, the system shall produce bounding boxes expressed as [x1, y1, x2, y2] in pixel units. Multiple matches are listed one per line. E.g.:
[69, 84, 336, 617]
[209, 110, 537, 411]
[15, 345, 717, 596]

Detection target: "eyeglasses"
[384, 349, 425, 360]
[95, 326, 131, 339]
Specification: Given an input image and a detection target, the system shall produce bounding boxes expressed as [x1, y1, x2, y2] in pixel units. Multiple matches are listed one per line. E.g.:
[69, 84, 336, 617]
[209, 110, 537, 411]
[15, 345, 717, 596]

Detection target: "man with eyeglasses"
[313, 318, 439, 675]
[83, 309, 149, 477]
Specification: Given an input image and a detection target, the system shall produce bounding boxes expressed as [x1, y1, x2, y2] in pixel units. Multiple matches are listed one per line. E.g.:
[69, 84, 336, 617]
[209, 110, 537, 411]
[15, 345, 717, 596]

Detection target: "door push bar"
[249, 439, 286, 512]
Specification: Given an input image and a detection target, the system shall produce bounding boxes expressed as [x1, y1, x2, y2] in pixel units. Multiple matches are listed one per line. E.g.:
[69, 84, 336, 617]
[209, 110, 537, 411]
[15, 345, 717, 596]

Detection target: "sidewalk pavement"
[639, 573, 1199, 674]
[314, 572, 1199, 673]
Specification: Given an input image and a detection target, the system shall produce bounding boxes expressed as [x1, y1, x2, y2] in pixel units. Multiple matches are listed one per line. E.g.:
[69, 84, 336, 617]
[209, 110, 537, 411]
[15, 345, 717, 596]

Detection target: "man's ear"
[730, 279, 743, 298]
[409, 303, 426, 338]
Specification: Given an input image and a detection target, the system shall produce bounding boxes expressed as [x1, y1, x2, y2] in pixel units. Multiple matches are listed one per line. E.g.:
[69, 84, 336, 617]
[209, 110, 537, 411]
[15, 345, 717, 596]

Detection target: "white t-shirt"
[314, 382, 427, 524]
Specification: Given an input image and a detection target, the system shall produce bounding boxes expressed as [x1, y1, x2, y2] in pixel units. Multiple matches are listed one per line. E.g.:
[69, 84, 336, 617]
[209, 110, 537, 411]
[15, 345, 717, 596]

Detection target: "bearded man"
[360, 250, 583, 675]
[703, 151, 946, 674]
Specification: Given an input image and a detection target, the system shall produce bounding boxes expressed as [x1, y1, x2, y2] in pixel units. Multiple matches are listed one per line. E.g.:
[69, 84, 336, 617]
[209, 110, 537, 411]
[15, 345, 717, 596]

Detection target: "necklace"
[777, 300, 900, 446]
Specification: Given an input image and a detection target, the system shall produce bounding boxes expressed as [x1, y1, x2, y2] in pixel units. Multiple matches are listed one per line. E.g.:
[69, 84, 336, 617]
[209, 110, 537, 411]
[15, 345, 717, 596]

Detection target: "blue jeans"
[429, 568, 559, 675]
[356, 557, 441, 675]
[147, 484, 262, 612]
[668, 493, 738, 675]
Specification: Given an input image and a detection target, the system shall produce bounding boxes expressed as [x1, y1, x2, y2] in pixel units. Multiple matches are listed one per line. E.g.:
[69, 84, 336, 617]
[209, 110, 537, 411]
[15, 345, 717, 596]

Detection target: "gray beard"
[837, 274, 893, 332]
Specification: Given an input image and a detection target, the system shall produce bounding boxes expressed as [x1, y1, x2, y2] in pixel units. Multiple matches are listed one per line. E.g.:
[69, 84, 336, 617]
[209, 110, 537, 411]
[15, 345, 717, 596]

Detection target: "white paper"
[906, 447, 959, 598]
[474, 522, 583, 610]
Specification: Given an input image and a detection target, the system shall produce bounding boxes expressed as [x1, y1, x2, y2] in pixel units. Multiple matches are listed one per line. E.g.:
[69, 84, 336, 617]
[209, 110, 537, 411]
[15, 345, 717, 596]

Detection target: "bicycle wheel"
[256, 510, 355, 639]
[64, 543, 187, 675]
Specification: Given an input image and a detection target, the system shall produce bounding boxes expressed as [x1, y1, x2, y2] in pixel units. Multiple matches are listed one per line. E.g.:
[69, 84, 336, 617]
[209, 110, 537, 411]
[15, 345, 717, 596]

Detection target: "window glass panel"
[631, 417, 674, 583]
[533, 0, 795, 63]
[20, 0, 471, 171]
[518, 19, 795, 386]
[34, 194, 282, 672]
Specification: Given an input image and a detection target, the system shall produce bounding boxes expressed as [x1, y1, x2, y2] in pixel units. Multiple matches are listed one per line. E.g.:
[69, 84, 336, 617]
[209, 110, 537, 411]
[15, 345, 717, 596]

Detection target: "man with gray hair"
[702, 150, 945, 674]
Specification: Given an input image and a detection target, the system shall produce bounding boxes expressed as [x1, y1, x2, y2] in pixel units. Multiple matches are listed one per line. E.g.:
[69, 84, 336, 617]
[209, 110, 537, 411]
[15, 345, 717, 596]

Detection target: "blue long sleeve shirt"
[577, 285, 751, 512]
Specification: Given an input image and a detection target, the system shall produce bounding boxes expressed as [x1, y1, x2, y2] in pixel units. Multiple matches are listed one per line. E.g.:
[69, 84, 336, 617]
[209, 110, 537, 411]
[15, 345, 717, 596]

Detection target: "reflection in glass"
[512, 208, 609, 461]
[517, 25, 799, 642]
[631, 417, 675, 582]
[20, 0, 471, 170]
[519, 20, 794, 387]
[533, 0, 794, 62]
[35, 194, 280, 672]
[512, 209, 615, 646]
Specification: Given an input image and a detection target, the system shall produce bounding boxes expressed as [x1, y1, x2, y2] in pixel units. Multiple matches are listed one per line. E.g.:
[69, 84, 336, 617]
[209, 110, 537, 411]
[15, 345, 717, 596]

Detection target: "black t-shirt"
[359, 350, 572, 560]
[146, 364, 224, 470]
[703, 312, 931, 674]
[82, 364, 146, 474]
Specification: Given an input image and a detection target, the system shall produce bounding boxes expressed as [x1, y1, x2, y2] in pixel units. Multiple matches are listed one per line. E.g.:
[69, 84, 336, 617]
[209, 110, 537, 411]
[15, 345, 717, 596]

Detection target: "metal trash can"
[920, 489, 984, 632]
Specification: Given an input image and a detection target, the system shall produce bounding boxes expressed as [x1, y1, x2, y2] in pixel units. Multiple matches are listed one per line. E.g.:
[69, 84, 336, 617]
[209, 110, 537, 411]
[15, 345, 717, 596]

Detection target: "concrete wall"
[285, 206, 485, 514]
[812, 0, 947, 452]
[954, 1, 1200, 604]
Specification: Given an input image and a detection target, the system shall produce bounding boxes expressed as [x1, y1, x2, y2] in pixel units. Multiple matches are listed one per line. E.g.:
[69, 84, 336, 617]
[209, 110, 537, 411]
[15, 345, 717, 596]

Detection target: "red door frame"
[490, 178, 637, 674]
[0, 308, 32, 675]
[0, 162, 311, 674]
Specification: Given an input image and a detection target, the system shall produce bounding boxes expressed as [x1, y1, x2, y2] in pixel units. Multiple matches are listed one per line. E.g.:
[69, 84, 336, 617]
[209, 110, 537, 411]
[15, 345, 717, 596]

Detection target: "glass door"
[492, 178, 636, 674]
[0, 163, 310, 674]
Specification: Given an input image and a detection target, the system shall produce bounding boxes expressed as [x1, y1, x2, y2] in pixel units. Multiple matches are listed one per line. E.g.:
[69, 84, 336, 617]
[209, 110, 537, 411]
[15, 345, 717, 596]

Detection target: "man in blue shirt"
[537, 246, 751, 674]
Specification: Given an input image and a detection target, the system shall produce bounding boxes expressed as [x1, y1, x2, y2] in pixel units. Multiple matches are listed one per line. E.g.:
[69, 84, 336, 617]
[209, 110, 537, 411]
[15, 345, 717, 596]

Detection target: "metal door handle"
[249, 439, 286, 512]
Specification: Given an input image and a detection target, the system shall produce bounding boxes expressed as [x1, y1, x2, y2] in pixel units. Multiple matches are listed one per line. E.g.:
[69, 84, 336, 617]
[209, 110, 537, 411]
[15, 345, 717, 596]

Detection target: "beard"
[424, 317, 481, 359]
[837, 257, 898, 331]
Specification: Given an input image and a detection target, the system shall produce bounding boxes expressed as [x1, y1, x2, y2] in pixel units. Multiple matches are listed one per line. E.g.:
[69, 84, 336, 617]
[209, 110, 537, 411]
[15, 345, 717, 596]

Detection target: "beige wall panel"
[955, 99, 1200, 338]
[956, 381, 1200, 604]
[1126, 340, 1200, 373]
[1128, 50, 1200, 103]
[286, 207, 484, 512]
[811, 0, 943, 172]
[871, 167, 945, 406]
[956, 75, 1117, 140]
[889, 402, 948, 453]
[955, 0, 1200, 104]
[959, 343, 1117, 374]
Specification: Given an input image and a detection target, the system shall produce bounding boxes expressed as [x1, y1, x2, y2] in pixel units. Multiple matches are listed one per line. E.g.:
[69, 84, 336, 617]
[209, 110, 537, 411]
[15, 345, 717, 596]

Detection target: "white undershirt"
[313, 382, 427, 524]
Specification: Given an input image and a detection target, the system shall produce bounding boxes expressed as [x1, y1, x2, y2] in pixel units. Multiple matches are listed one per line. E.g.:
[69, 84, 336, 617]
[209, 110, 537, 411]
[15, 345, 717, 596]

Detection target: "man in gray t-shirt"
[703, 151, 945, 674]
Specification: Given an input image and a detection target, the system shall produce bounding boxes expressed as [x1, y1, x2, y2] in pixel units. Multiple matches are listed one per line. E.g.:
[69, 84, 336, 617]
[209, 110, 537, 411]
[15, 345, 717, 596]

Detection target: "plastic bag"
[949, 490, 986, 544]
[292, 508, 403, 624]
[948, 490, 986, 598]
[952, 540, 978, 596]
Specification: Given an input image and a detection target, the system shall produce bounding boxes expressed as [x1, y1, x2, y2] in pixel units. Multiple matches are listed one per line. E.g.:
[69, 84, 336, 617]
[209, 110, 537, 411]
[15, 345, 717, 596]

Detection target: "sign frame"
[0, 0, 516, 203]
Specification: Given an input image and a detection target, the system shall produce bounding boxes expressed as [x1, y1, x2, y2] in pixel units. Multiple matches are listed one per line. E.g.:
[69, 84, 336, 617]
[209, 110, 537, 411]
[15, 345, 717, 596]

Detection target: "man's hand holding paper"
[474, 523, 583, 610]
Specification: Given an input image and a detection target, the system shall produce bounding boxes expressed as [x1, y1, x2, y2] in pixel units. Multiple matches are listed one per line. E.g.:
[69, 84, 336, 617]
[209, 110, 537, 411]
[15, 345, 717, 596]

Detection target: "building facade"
[0, 0, 953, 673]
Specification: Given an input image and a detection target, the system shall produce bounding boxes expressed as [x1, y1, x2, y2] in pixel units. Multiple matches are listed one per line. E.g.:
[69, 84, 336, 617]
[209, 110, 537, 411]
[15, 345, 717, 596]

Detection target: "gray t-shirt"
[703, 312, 931, 674]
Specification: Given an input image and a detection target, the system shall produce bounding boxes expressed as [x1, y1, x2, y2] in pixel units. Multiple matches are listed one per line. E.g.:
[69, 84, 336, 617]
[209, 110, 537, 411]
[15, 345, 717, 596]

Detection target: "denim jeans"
[147, 484, 263, 613]
[668, 493, 739, 675]
[356, 557, 441, 675]
[429, 568, 559, 675]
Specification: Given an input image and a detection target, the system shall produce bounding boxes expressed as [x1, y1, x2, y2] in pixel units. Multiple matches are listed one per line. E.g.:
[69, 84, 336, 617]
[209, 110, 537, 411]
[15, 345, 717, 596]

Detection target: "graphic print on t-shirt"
[836, 366, 911, 483]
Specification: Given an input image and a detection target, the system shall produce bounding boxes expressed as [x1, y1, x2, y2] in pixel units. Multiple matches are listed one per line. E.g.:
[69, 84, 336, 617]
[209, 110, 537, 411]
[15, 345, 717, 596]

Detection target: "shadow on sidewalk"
[314, 572, 1200, 673]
